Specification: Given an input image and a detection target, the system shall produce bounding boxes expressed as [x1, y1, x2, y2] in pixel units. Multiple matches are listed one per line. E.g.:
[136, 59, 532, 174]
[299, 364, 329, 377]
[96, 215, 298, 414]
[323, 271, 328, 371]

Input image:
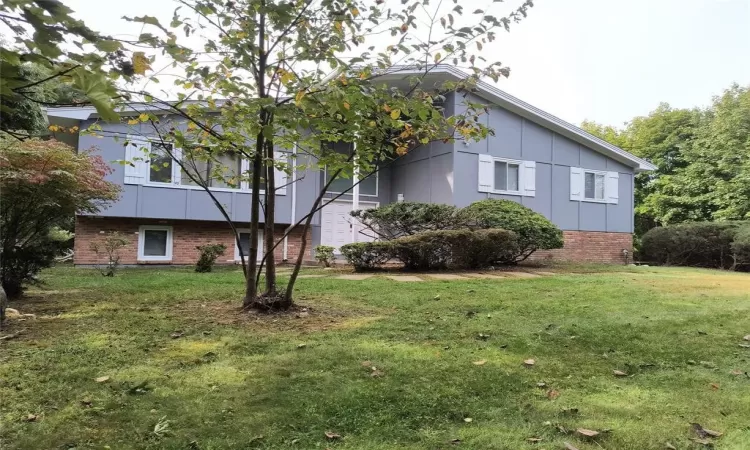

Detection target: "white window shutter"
[171, 147, 182, 185]
[274, 153, 288, 195]
[570, 167, 584, 201]
[124, 139, 150, 185]
[478, 154, 493, 193]
[522, 160, 536, 197]
[606, 171, 619, 204]
[240, 159, 250, 191]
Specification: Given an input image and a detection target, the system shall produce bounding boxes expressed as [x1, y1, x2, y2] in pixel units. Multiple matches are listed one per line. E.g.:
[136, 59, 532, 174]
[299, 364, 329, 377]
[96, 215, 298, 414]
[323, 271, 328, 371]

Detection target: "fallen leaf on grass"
[665, 442, 677, 450]
[463, 417, 473, 423]
[523, 359, 536, 367]
[536, 382, 547, 388]
[80, 398, 92, 407]
[324, 431, 341, 440]
[370, 369, 385, 378]
[527, 437, 543, 443]
[450, 438, 462, 445]
[692, 423, 723, 438]
[739, 344, 750, 348]
[170, 331, 184, 339]
[297, 343, 307, 349]
[576, 428, 599, 438]
[361, 360, 372, 367]
[743, 334, 750, 341]
[710, 383, 720, 390]
[24, 413, 38, 422]
[473, 360, 487, 366]
[730, 369, 744, 376]
[547, 389, 561, 400]
[613, 370, 628, 377]
[563, 442, 580, 450]
[95, 376, 110, 383]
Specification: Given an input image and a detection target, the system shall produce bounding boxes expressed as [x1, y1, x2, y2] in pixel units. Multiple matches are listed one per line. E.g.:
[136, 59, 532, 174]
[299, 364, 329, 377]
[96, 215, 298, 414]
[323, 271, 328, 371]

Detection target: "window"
[494, 160, 520, 192]
[325, 170, 378, 196]
[234, 229, 265, 261]
[323, 141, 378, 196]
[584, 171, 606, 200]
[138, 225, 173, 261]
[181, 149, 248, 190]
[149, 142, 174, 184]
[477, 155, 535, 197]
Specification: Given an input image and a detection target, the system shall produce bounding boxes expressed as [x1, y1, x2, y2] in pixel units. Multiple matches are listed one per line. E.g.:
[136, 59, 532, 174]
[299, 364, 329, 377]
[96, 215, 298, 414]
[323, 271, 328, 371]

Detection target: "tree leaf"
[577, 428, 599, 438]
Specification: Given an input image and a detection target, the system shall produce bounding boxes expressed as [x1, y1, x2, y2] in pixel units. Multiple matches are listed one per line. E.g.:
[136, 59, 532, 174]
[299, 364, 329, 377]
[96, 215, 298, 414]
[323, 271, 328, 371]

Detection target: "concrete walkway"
[292, 271, 559, 282]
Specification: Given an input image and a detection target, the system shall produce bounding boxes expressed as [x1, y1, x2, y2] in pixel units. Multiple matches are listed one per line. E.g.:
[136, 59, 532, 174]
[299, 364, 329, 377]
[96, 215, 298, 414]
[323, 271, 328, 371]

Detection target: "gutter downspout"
[282, 144, 298, 262]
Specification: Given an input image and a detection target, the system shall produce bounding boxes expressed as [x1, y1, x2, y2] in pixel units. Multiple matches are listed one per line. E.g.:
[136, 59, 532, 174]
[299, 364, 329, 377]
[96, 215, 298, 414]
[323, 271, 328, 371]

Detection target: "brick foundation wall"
[74, 216, 312, 266]
[530, 231, 633, 264]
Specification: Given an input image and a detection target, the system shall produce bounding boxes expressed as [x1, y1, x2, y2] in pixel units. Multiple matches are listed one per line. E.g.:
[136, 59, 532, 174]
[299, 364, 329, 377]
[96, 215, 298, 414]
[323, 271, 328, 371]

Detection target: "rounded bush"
[460, 199, 563, 262]
[640, 222, 740, 268]
[391, 228, 519, 270]
[731, 224, 750, 270]
[350, 202, 464, 240]
[340, 241, 395, 271]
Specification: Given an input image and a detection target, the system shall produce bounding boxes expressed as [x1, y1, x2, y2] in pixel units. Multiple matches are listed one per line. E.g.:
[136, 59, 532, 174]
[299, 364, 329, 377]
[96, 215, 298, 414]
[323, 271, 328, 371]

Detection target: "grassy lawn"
[2, 266, 750, 449]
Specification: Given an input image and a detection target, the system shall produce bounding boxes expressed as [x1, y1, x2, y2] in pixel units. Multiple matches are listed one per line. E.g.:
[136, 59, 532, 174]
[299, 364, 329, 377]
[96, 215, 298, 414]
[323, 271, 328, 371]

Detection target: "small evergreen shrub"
[195, 243, 227, 273]
[391, 229, 518, 270]
[351, 202, 465, 240]
[340, 242, 394, 271]
[314, 245, 336, 267]
[460, 199, 564, 262]
[640, 222, 740, 268]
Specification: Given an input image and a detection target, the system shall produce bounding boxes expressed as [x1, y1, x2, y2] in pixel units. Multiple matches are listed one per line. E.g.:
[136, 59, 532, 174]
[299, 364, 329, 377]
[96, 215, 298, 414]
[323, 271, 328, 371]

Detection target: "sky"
[62, 0, 750, 128]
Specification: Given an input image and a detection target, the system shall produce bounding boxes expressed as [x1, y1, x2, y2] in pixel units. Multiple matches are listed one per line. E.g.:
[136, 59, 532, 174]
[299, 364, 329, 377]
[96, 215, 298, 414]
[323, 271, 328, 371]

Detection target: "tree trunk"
[243, 130, 264, 308]
[263, 137, 278, 295]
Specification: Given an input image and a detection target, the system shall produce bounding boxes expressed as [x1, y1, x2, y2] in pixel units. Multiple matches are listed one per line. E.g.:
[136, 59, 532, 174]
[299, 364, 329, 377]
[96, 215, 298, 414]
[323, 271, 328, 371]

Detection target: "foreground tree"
[121, 0, 534, 310]
[0, 139, 120, 298]
[0, 0, 145, 139]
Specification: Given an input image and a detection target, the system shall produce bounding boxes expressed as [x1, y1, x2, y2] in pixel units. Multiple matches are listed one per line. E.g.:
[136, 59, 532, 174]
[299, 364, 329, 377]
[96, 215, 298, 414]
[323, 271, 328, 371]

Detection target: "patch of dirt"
[174, 298, 383, 333]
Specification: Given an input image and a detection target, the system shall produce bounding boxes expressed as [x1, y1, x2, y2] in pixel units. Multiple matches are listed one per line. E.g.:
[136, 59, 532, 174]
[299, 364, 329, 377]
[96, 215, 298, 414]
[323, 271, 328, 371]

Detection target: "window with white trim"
[234, 229, 265, 261]
[477, 154, 536, 197]
[180, 148, 249, 190]
[138, 225, 173, 261]
[569, 167, 619, 204]
[123, 136, 288, 194]
[148, 142, 175, 184]
[322, 141, 379, 197]
[584, 170, 606, 200]
[494, 160, 521, 193]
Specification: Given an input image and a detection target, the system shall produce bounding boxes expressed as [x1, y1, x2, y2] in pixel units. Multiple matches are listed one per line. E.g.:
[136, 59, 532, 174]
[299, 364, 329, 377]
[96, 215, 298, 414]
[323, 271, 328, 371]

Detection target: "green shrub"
[340, 241, 394, 271]
[195, 243, 227, 273]
[314, 245, 335, 267]
[391, 229, 519, 270]
[640, 222, 740, 268]
[89, 231, 130, 277]
[460, 199, 563, 262]
[731, 224, 750, 270]
[351, 202, 465, 240]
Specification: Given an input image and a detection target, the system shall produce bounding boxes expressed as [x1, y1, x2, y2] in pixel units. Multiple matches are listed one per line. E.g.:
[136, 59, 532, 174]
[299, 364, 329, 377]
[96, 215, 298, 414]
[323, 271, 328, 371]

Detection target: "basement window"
[138, 225, 173, 261]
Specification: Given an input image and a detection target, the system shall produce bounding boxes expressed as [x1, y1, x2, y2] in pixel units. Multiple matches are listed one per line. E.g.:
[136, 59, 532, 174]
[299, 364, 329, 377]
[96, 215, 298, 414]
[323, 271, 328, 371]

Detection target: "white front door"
[320, 200, 377, 251]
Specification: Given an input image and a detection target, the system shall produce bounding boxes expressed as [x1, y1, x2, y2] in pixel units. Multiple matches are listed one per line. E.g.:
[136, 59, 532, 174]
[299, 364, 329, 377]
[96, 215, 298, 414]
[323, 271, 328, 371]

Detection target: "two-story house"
[46, 66, 655, 266]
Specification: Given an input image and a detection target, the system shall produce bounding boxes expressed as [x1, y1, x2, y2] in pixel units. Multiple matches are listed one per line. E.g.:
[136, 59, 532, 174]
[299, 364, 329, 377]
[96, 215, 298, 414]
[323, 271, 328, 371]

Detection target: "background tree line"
[581, 84, 750, 237]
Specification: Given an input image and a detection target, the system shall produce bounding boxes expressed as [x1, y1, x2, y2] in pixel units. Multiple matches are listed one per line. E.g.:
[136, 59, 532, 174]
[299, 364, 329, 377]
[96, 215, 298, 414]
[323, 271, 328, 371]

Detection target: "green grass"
[2, 265, 750, 449]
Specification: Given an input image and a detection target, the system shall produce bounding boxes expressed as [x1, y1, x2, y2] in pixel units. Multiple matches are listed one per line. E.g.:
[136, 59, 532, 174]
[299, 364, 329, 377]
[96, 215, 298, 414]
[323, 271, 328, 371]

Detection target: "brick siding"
[74, 216, 311, 266]
[530, 231, 633, 264]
